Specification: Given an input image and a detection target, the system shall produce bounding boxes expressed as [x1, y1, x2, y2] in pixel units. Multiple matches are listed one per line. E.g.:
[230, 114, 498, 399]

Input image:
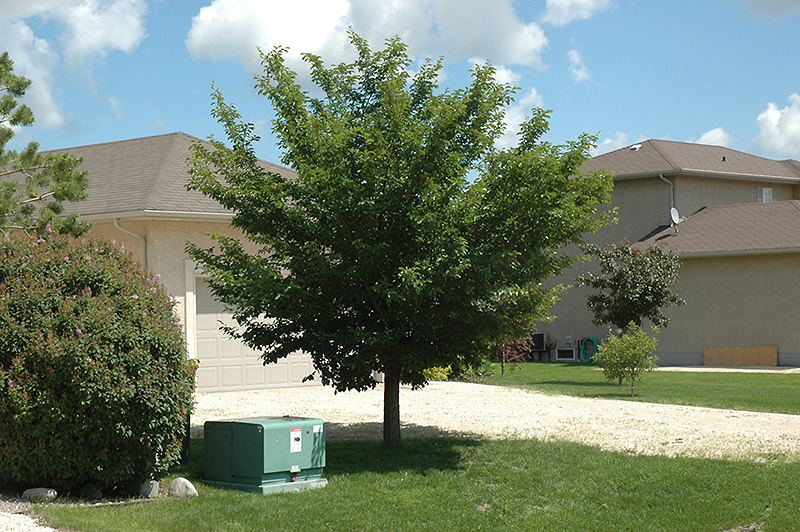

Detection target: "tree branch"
[20, 191, 55, 204]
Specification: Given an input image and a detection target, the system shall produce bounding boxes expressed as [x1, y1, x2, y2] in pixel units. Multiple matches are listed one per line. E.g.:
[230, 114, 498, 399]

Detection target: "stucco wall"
[86, 218, 259, 338]
[657, 253, 800, 366]
[675, 176, 797, 216]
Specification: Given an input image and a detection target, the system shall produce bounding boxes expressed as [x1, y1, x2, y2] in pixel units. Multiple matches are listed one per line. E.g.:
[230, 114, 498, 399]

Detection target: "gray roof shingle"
[636, 200, 800, 256]
[582, 139, 800, 182]
[40, 132, 296, 219]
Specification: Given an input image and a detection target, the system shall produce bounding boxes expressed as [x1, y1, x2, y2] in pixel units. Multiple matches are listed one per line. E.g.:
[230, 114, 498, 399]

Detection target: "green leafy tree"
[0, 51, 89, 236]
[577, 241, 685, 331]
[594, 322, 658, 396]
[187, 32, 614, 448]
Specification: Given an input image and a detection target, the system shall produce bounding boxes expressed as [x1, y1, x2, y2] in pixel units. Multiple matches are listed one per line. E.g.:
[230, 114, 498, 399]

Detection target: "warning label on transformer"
[290, 427, 302, 453]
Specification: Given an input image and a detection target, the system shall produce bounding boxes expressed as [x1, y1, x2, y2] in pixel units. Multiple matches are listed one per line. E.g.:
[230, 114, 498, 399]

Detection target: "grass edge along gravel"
[34, 436, 800, 532]
[478, 362, 800, 415]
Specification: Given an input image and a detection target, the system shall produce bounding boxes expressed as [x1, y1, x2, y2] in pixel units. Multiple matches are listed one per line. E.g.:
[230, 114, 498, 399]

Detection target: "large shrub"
[0, 234, 195, 493]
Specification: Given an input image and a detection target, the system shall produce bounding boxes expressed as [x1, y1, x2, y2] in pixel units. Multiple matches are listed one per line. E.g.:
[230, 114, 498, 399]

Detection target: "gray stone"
[22, 488, 57, 503]
[138, 480, 159, 498]
[168, 477, 198, 498]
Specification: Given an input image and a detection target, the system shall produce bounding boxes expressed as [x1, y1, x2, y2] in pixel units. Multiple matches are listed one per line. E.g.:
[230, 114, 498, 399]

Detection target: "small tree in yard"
[577, 241, 684, 332]
[187, 32, 614, 448]
[594, 322, 658, 396]
[0, 52, 89, 236]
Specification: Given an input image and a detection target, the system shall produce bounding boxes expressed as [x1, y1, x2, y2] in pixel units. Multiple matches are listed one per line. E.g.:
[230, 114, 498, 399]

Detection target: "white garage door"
[193, 278, 318, 393]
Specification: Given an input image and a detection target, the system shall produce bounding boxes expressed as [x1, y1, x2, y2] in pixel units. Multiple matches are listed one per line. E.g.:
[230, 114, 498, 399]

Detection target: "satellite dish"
[670, 207, 681, 233]
[670, 207, 681, 225]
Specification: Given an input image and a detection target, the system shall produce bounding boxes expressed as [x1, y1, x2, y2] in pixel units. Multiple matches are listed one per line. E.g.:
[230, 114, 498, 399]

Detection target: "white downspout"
[114, 219, 147, 268]
[657, 173, 674, 211]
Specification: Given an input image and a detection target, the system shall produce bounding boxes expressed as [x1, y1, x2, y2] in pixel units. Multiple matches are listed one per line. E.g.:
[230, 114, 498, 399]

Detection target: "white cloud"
[754, 93, 800, 157]
[0, 0, 81, 22]
[498, 87, 544, 149]
[541, 0, 614, 26]
[696, 127, 735, 147]
[0, 1, 149, 132]
[186, 0, 351, 73]
[186, 0, 549, 76]
[592, 132, 629, 156]
[54, 0, 148, 65]
[1, 1, 148, 64]
[742, 0, 800, 19]
[567, 49, 591, 83]
[0, 20, 65, 128]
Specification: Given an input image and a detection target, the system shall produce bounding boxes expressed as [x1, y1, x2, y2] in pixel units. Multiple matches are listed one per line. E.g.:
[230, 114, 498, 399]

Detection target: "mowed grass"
[38, 437, 799, 532]
[480, 362, 800, 415]
[33, 364, 800, 532]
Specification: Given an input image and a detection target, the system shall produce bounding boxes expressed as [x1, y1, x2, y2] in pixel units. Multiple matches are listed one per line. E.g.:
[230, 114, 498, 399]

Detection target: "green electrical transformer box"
[203, 416, 327, 494]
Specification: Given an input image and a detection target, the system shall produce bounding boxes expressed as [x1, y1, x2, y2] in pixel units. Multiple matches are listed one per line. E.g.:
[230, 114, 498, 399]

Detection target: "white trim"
[83, 210, 234, 222]
[184, 259, 202, 360]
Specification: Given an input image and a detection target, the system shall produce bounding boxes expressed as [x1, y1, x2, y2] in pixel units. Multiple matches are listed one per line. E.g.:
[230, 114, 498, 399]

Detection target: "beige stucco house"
[51, 132, 319, 392]
[543, 139, 800, 366]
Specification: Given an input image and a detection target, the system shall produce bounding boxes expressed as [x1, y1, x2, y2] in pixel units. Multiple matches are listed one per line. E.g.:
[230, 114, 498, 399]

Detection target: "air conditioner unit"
[530, 332, 547, 351]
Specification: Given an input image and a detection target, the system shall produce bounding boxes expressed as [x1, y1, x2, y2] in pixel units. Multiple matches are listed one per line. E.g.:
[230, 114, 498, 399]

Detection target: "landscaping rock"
[138, 480, 159, 498]
[21, 488, 57, 503]
[169, 477, 198, 498]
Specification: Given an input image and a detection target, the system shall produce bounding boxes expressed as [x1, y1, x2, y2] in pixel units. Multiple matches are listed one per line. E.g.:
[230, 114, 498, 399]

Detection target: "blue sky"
[2, 0, 800, 166]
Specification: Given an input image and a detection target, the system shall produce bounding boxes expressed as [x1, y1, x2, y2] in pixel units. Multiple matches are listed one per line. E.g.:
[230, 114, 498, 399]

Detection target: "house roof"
[581, 139, 800, 183]
[42, 132, 296, 221]
[636, 200, 800, 257]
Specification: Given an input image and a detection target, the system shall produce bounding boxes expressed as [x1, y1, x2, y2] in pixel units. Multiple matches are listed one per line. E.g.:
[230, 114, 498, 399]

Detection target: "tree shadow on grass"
[180, 422, 483, 481]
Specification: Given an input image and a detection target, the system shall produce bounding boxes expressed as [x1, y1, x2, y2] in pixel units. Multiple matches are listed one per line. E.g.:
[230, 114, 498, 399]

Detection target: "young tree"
[577, 241, 685, 331]
[187, 32, 614, 448]
[0, 51, 89, 236]
[593, 322, 658, 397]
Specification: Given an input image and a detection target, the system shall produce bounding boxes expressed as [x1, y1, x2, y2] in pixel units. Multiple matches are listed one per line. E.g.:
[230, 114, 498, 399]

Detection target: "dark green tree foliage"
[577, 241, 685, 331]
[0, 51, 89, 236]
[187, 32, 613, 447]
[0, 235, 195, 493]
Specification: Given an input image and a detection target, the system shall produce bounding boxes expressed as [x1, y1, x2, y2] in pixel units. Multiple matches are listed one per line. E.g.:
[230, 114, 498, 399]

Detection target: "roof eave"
[82, 210, 234, 222]
[614, 169, 800, 184]
[679, 247, 800, 259]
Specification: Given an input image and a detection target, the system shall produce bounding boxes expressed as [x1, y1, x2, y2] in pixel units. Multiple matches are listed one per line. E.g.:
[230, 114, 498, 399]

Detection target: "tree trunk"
[383, 366, 402, 448]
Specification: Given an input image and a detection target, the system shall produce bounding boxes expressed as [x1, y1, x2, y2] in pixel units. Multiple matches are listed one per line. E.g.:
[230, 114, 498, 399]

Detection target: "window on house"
[758, 187, 773, 203]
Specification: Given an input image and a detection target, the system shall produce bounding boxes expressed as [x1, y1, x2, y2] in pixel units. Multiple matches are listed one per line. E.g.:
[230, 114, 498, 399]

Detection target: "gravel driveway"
[194, 378, 800, 463]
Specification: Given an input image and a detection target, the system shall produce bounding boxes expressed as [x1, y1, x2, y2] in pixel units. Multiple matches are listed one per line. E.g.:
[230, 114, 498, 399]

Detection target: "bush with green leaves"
[0, 234, 195, 493]
[594, 323, 658, 397]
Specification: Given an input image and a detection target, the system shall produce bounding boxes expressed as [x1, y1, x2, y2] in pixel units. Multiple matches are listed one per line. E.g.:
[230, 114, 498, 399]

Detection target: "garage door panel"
[196, 366, 219, 389]
[194, 278, 318, 393]
[291, 361, 314, 382]
[245, 364, 267, 386]
[220, 365, 243, 387]
[220, 339, 243, 359]
[196, 338, 220, 361]
[196, 313, 221, 332]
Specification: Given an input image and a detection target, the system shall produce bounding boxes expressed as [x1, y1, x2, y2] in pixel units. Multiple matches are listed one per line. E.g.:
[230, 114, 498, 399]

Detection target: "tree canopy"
[187, 32, 614, 447]
[0, 51, 89, 237]
[577, 241, 685, 331]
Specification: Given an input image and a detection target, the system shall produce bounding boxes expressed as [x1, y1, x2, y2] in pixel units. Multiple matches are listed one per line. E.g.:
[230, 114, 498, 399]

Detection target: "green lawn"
[33, 364, 800, 532]
[38, 437, 798, 532]
[480, 362, 800, 415]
